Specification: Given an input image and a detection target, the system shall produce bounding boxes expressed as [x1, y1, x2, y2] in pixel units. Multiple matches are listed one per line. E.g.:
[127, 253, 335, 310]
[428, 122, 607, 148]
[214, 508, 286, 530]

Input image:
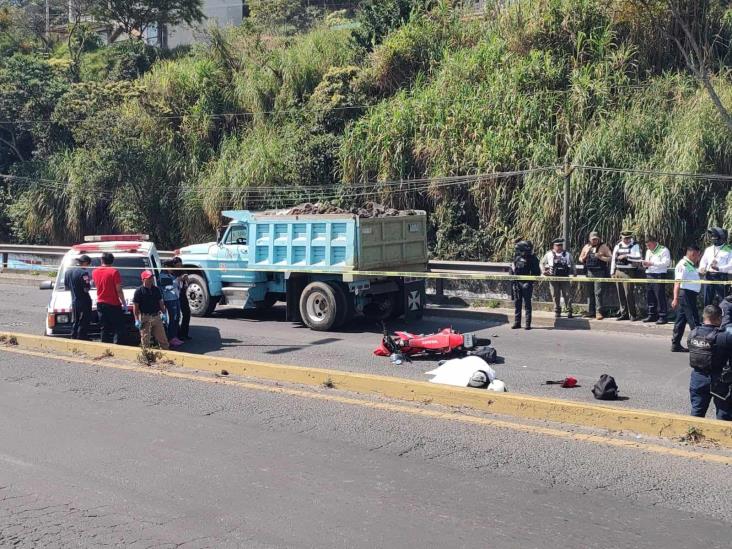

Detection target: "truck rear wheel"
[327, 282, 353, 328]
[187, 274, 217, 317]
[299, 282, 338, 331]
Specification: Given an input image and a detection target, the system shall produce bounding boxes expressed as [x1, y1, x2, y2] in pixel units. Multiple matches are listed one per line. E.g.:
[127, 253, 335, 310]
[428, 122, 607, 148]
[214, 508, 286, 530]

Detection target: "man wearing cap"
[579, 232, 612, 320]
[642, 236, 672, 324]
[541, 238, 576, 318]
[132, 270, 169, 350]
[699, 227, 732, 306]
[63, 254, 92, 340]
[610, 230, 642, 321]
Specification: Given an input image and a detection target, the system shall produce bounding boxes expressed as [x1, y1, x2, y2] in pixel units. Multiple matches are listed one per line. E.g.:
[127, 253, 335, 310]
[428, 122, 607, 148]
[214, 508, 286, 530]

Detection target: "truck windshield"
[58, 256, 152, 290]
[224, 225, 247, 245]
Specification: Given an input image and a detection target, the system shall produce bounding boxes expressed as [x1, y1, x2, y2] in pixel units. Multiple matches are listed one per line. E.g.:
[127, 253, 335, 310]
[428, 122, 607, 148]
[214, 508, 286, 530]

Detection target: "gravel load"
[267, 202, 419, 218]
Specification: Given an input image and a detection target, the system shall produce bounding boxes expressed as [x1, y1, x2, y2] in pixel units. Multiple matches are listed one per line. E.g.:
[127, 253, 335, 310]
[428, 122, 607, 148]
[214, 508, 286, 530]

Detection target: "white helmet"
[487, 379, 507, 392]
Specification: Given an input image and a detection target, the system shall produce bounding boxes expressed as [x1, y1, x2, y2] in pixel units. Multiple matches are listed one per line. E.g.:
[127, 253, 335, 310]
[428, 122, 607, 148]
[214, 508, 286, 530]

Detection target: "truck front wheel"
[187, 274, 217, 317]
[299, 282, 338, 331]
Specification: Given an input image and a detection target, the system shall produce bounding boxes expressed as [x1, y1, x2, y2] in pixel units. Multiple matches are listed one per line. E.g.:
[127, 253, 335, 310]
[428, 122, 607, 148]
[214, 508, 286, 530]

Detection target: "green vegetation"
[2, 0, 732, 259]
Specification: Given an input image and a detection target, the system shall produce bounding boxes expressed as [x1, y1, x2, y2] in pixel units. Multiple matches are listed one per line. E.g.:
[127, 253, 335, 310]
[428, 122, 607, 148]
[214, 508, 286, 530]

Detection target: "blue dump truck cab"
[177, 209, 428, 331]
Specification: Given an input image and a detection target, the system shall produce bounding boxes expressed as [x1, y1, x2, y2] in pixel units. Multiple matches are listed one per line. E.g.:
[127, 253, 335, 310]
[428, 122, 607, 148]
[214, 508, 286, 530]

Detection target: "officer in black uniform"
[63, 255, 92, 340]
[510, 240, 541, 330]
[687, 304, 732, 420]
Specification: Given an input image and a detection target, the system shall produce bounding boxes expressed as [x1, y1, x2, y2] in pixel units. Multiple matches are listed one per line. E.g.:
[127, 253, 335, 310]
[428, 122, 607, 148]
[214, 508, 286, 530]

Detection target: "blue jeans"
[690, 369, 732, 420]
[165, 299, 180, 341]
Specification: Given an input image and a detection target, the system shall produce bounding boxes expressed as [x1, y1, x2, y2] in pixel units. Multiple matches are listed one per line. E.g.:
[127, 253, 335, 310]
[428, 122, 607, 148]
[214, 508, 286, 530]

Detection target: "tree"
[90, 0, 205, 43]
[247, 0, 320, 34]
[631, 0, 732, 132]
[0, 54, 68, 170]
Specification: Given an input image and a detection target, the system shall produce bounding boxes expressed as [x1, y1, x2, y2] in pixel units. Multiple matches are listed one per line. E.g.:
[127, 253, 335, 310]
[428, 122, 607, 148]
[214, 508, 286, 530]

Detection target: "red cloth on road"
[92, 267, 122, 305]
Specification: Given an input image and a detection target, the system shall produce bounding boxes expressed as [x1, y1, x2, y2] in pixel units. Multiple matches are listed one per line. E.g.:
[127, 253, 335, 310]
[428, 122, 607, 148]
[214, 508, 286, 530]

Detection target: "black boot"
[671, 343, 689, 353]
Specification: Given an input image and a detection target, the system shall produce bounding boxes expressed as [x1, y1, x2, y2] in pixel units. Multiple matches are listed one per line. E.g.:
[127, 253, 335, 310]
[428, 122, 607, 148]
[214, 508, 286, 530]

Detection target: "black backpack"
[592, 374, 619, 400]
[467, 346, 498, 364]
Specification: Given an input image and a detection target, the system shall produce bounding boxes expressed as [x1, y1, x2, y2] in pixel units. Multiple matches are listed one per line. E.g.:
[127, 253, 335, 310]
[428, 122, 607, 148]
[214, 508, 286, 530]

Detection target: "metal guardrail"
[0, 245, 510, 273]
[0, 245, 587, 273]
[0, 244, 174, 270]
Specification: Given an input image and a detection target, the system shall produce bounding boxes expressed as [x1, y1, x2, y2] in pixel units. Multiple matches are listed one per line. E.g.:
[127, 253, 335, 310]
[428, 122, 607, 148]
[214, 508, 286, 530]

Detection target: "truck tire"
[327, 282, 353, 328]
[299, 281, 339, 331]
[187, 274, 217, 317]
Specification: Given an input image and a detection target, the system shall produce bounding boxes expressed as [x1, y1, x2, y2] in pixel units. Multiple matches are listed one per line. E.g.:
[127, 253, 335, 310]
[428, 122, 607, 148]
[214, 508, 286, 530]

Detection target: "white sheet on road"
[425, 356, 495, 387]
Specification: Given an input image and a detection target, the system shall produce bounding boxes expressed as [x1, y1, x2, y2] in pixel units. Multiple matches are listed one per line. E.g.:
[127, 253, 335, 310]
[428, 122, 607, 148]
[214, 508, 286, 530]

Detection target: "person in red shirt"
[92, 252, 126, 344]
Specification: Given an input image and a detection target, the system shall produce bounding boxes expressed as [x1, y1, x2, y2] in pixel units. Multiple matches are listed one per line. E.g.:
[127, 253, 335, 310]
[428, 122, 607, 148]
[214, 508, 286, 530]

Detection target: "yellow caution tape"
[40, 264, 730, 286]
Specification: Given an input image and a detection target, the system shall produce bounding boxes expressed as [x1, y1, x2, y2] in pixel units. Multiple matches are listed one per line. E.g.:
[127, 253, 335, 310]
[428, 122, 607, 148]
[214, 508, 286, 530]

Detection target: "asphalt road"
[0, 282, 700, 415]
[1, 350, 731, 548]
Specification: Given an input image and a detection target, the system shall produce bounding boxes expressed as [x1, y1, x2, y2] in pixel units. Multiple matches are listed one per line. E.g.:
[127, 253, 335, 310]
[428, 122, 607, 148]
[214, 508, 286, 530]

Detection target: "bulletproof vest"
[616, 242, 634, 266]
[585, 244, 604, 270]
[688, 325, 720, 374]
[551, 252, 570, 276]
[513, 254, 531, 275]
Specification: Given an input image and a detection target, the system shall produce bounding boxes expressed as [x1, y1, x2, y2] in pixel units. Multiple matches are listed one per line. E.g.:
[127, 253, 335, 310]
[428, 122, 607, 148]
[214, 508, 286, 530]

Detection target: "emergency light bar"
[84, 234, 149, 242]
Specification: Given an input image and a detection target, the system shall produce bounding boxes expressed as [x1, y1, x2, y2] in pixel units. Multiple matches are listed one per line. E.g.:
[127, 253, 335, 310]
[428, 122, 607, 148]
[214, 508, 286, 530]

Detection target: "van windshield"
[58, 256, 152, 290]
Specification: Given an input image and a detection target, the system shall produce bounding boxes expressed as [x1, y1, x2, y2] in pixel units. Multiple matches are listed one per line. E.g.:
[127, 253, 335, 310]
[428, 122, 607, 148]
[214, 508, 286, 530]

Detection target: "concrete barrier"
[2, 331, 731, 448]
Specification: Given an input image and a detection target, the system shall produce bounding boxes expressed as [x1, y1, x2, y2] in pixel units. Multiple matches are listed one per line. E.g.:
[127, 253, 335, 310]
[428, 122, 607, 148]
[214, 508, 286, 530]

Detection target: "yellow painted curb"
[3, 331, 732, 448]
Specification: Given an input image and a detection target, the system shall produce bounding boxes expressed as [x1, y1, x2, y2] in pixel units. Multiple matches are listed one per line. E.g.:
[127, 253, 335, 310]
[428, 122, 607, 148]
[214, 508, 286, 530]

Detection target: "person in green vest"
[671, 246, 702, 352]
[642, 236, 672, 324]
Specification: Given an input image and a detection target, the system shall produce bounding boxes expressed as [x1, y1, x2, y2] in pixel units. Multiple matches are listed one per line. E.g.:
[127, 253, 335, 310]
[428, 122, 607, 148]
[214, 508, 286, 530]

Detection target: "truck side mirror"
[39, 280, 55, 290]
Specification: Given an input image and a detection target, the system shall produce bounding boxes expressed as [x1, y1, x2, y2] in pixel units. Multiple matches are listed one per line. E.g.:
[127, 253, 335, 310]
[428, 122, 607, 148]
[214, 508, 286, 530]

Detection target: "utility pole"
[45, 0, 50, 42]
[560, 163, 575, 247]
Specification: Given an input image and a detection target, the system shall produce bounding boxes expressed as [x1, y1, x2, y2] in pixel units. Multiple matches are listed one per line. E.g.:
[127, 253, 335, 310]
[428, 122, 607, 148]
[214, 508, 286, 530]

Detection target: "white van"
[42, 235, 163, 340]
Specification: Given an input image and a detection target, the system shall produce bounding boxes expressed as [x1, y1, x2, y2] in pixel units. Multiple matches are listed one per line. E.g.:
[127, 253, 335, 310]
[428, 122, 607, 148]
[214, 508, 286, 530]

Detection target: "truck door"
[217, 223, 250, 284]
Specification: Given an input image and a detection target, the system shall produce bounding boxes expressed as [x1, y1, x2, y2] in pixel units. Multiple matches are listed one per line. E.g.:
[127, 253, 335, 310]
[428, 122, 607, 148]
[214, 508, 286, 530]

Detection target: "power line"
[0, 166, 559, 204]
[0, 84, 668, 126]
[576, 165, 732, 182]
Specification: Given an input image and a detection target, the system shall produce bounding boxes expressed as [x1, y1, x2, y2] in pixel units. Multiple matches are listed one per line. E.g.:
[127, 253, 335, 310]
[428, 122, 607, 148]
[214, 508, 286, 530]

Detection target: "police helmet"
[515, 240, 533, 255]
[707, 227, 727, 246]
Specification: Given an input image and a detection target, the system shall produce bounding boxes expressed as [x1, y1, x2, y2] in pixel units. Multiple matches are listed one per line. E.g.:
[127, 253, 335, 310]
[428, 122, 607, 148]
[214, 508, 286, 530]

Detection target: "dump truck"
[176, 209, 428, 331]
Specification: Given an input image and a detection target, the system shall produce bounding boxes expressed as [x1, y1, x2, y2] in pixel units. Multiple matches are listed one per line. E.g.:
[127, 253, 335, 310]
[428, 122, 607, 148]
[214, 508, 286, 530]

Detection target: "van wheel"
[299, 282, 338, 331]
[187, 274, 217, 317]
[327, 282, 353, 328]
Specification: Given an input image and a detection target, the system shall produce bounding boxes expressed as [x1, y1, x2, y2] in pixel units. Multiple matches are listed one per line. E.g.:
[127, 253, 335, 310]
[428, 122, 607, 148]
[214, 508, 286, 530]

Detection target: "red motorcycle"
[374, 325, 491, 359]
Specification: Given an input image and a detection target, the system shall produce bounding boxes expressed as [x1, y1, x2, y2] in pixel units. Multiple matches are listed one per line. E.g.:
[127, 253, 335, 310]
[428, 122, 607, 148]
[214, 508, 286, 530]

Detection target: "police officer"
[671, 245, 702, 352]
[540, 238, 576, 318]
[510, 240, 541, 330]
[579, 231, 612, 320]
[687, 304, 732, 420]
[698, 227, 732, 306]
[63, 255, 92, 340]
[610, 230, 642, 321]
[641, 236, 672, 324]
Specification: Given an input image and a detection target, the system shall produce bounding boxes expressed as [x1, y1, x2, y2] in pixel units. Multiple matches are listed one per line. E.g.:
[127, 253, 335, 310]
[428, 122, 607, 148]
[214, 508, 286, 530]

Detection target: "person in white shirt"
[671, 245, 702, 352]
[540, 238, 576, 318]
[610, 230, 642, 321]
[641, 236, 672, 324]
[698, 227, 732, 306]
